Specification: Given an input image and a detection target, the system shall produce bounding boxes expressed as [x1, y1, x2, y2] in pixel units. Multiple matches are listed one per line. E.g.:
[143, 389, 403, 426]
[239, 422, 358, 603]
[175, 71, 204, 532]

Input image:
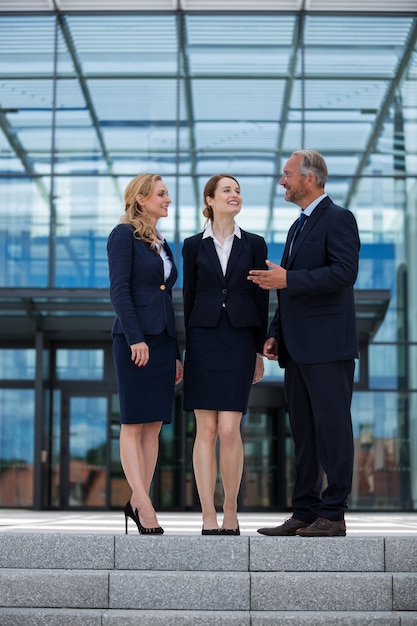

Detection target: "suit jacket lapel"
[202, 237, 226, 284]
[162, 241, 178, 288]
[284, 197, 329, 268]
[282, 220, 298, 267]
[225, 234, 243, 280]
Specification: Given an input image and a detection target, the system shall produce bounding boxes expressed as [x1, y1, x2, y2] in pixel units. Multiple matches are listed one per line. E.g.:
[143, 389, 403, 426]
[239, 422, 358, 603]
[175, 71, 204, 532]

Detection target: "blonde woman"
[107, 174, 183, 534]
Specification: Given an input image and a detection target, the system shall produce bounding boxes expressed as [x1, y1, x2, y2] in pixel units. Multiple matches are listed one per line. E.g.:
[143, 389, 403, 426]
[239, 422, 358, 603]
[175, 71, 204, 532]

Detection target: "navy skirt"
[183, 309, 256, 414]
[112, 331, 177, 424]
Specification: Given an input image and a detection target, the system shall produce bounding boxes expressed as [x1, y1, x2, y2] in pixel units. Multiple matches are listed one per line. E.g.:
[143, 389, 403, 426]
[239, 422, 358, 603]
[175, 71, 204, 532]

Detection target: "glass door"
[60, 393, 109, 508]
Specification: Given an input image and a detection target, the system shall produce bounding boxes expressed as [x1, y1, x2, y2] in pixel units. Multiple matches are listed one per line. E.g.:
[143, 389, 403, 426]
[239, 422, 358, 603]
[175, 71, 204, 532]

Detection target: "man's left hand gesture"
[248, 260, 287, 290]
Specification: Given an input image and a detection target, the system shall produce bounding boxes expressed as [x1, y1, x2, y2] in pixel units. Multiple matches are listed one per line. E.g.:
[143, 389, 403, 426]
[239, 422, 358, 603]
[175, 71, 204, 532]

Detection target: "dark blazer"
[182, 229, 269, 353]
[107, 223, 178, 347]
[269, 196, 360, 367]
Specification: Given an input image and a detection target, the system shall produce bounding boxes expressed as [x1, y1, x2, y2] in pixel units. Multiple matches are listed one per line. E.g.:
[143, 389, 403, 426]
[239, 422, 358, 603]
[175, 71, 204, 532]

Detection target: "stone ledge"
[0, 569, 109, 608]
[109, 570, 250, 611]
[0, 534, 115, 570]
[0, 608, 104, 626]
[385, 537, 417, 571]
[250, 611, 412, 625]
[251, 572, 392, 611]
[115, 534, 249, 571]
[250, 536, 384, 571]
[1, 608, 417, 626]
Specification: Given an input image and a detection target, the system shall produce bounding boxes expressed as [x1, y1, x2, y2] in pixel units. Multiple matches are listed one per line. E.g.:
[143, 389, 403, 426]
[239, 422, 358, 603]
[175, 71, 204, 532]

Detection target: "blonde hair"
[120, 173, 163, 251]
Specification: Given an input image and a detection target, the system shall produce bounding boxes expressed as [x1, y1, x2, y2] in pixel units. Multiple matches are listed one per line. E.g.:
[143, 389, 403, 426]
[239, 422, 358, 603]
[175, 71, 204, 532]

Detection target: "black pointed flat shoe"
[220, 525, 240, 536]
[201, 527, 221, 535]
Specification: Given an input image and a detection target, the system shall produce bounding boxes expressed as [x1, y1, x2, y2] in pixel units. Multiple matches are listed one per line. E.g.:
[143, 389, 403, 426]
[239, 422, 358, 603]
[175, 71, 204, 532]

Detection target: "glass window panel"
[0, 178, 50, 287]
[54, 176, 121, 288]
[68, 395, 107, 507]
[185, 14, 296, 75]
[0, 104, 54, 175]
[0, 349, 35, 380]
[368, 344, 410, 390]
[56, 349, 104, 380]
[0, 16, 56, 75]
[304, 16, 414, 74]
[193, 79, 285, 122]
[65, 15, 178, 76]
[351, 391, 415, 510]
[0, 389, 34, 507]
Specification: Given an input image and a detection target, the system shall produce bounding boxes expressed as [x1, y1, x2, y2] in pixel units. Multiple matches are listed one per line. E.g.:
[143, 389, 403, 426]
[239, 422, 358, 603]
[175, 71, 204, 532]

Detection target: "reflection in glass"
[0, 349, 35, 380]
[68, 396, 107, 507]
[56, 349, 104, 380]
[351, 391, 413, 510]
[0, 179, 51, 288]
[0, 389, 34, 507]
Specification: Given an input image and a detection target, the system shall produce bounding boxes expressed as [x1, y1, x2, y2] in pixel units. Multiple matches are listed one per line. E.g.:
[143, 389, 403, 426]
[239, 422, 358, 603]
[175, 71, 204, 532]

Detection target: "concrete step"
[1, 609, 417, 625]
[0, 534, 416, 624]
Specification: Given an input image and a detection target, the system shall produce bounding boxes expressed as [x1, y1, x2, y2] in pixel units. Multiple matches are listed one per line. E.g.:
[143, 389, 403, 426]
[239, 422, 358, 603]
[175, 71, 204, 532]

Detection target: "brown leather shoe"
[295, 517, 346, 537]
[257, 517, 310, 536]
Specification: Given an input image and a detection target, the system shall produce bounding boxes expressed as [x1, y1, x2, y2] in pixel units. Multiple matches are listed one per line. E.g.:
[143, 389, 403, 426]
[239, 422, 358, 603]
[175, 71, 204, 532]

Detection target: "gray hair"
[292, 149, 328, 188]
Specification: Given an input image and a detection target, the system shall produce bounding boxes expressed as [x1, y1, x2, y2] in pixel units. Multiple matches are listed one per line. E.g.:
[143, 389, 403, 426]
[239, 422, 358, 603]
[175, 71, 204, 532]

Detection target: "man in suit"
[248, 150, 360, 537]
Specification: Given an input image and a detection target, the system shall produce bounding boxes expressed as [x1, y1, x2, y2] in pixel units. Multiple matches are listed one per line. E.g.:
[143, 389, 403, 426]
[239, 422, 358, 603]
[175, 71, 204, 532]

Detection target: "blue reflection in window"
[0, 389, 34, 507]
[0, 349, 35, 380]
[56, 349, 104, 380]
[0, 389, 34, 463]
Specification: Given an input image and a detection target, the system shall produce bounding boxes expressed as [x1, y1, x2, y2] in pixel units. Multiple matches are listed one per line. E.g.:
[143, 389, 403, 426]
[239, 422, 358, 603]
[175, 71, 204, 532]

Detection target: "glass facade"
[0, 4, 416, 511]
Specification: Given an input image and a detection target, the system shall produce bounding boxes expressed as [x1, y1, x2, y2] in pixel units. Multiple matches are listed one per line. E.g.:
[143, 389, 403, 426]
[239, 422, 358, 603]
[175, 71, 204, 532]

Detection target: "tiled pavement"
[1, 510, 417, 535]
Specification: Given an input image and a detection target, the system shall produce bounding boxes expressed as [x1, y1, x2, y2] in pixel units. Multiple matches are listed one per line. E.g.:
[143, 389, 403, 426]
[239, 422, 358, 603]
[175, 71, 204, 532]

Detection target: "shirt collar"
[303, 193, 327, 217]
[203, 222, 242, 240]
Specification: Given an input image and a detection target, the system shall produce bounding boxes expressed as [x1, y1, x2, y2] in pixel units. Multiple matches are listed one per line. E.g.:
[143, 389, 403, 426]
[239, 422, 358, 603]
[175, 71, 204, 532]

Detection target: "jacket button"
[160, 285, 166, 290]
[222, 289, 227, 294]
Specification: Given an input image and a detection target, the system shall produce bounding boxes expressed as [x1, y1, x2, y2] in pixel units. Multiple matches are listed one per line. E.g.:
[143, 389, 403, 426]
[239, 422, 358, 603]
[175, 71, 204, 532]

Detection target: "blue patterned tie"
[289, 212, 308, 256]
[293, 212, 308, 242]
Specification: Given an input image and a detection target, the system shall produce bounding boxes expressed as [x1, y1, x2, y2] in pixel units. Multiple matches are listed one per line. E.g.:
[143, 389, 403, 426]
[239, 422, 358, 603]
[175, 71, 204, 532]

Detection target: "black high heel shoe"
[124, 501, 164, 535]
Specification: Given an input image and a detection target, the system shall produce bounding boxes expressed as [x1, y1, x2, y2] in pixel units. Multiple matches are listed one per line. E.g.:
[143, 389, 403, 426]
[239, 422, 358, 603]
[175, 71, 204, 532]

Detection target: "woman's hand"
[130, 341, 149, 367]
[252, 355, 264, 384]
[175, 359, 184, 385]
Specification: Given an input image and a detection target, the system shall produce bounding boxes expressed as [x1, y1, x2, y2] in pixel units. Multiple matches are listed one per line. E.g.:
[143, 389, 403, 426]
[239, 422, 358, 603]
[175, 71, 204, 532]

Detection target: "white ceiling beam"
[0, 0, 415, 10]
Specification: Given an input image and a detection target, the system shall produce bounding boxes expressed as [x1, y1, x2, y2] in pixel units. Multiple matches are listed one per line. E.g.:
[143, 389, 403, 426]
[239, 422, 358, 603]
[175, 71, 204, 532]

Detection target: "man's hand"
[263, 337, 278, 361]
[247, 260, 287, 290]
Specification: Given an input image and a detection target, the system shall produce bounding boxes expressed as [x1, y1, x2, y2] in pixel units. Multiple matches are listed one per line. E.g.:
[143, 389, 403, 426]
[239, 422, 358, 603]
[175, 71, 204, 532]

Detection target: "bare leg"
[218, 411, 243, 530]
[119, 421, 162, 528]
[193, 409, 219, 530]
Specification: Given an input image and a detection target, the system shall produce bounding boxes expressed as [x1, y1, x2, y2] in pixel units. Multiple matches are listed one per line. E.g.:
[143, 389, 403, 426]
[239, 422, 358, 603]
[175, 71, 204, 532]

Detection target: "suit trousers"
[284, 357, 355, 522]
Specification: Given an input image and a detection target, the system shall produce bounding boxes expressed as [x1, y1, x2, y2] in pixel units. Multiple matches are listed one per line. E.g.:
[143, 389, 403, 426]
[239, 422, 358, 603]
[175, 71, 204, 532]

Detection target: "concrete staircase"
[0, 533, 416, 625]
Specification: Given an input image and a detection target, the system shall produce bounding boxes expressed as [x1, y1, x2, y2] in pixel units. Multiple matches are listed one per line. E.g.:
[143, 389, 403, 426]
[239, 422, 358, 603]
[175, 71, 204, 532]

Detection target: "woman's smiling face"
[208, 177, 242, 217]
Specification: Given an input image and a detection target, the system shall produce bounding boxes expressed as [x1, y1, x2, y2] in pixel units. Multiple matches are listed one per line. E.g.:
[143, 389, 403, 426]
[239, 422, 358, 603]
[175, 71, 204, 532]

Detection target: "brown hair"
[202, 174, 240, 223]
[120, 173, 163, 251]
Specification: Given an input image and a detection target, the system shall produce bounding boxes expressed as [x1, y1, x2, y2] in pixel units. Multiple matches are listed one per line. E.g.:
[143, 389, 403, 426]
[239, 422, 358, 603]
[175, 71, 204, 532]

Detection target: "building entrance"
[56, 392, 109, 509]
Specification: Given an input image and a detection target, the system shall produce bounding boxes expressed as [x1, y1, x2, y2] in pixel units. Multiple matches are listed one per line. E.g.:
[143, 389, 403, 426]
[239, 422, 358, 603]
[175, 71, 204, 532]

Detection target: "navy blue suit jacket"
[182, 229, 269, 353]
[269, 196, 360, 367]
[107, 223, 179, 348]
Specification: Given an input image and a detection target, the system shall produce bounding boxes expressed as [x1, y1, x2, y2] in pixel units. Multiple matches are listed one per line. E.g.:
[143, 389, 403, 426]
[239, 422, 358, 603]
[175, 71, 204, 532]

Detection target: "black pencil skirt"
[112, 331, 177, 424]
[183, 309, 256, 414]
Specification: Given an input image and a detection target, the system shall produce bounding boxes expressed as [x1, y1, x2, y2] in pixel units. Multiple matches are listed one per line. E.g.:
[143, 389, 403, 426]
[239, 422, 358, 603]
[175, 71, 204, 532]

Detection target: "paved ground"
[1, 510, 417, 535]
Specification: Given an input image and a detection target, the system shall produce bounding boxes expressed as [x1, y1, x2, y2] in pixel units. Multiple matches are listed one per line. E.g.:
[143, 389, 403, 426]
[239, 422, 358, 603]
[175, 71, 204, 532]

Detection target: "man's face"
[279, 155, 308, 207]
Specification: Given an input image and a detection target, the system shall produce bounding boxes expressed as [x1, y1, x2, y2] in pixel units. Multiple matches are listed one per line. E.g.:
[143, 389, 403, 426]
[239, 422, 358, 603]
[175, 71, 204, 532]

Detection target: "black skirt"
[183, 309, 256, 414]
[112, 331, 177, 424]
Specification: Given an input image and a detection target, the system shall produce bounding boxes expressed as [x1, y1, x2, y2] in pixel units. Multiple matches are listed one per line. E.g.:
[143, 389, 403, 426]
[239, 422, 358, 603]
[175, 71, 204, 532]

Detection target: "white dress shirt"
[202, 222, 241, 276]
